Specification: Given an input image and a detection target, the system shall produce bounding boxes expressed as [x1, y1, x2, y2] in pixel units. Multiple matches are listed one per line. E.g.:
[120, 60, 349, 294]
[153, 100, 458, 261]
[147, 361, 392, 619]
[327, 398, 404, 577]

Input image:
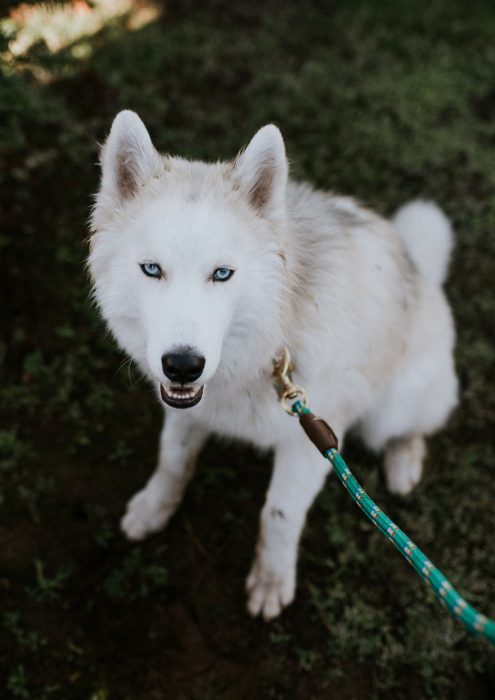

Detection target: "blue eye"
[212, 267, 235, 282]
[140, 262, 162, 278]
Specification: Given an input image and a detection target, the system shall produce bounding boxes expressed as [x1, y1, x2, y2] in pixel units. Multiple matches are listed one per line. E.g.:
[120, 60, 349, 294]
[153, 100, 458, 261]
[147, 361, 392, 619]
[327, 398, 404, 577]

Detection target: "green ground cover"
[1, 1, 495, 697]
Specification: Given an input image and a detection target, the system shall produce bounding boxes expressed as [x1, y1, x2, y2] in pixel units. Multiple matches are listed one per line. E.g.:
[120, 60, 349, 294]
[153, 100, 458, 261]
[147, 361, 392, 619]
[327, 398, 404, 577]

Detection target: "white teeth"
[165, 387, 198, 401]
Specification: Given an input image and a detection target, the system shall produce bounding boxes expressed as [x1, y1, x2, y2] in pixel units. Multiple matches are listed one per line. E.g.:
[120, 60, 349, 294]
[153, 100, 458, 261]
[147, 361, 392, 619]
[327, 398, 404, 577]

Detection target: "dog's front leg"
[246, 431, 332, 620]
[121, 412, 208, 541]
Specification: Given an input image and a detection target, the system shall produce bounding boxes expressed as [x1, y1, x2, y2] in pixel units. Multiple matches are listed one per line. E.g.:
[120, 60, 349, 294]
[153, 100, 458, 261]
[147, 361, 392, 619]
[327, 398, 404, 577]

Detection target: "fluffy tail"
[393, 200, 454, 286]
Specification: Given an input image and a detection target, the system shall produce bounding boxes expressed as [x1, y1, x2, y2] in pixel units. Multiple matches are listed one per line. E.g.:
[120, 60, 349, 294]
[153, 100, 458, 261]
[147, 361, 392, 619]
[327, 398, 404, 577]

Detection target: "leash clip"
[272, 347, 308, 415]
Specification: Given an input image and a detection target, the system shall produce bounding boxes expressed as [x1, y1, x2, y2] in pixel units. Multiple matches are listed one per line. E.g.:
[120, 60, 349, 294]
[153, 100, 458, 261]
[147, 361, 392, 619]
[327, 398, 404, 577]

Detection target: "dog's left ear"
[100, 110, 161, 203]
[233, 125, 288, 218]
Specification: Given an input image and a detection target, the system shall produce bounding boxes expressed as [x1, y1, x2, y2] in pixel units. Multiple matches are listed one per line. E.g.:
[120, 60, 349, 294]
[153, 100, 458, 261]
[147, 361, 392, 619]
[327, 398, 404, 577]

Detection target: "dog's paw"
[384, 435, 425, 496]
[386, 464, 422, 496]
[245, 556, 295, 621]
[120, 489, 172, 541]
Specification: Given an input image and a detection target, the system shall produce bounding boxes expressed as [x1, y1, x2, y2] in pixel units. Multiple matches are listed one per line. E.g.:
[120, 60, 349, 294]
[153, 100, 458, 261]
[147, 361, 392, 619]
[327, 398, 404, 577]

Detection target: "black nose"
[161, 350, 205, 384]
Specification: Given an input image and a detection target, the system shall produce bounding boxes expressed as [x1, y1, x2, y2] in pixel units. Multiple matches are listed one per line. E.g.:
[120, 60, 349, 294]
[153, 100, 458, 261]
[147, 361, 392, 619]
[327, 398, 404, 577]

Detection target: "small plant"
[25, 561, 75, 603]
[6, 664, 29, 699]
[3, 611, 46, 653]
[102, 548, 168, 602]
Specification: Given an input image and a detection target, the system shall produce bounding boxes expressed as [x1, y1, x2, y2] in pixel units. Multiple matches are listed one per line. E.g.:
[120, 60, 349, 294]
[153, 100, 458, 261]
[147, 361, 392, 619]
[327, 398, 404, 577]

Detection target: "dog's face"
[89, 111, 288, 408]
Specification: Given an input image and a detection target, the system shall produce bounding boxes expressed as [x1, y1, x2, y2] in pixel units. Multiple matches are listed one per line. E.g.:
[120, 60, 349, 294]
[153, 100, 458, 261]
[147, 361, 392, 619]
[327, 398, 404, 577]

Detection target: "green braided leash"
[293, 400, 495, 647]
[272, 348, 495, 647]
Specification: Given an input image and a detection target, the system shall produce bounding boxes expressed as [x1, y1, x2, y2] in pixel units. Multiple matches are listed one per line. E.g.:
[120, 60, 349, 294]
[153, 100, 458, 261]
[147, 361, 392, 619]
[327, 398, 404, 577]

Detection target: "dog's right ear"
[232, 124, 288, 220]
[100, 110, 161, 202]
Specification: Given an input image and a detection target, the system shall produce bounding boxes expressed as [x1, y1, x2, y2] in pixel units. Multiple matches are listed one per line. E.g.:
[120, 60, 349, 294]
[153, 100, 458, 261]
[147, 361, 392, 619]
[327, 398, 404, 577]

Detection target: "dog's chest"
[198, 379, 289, 448]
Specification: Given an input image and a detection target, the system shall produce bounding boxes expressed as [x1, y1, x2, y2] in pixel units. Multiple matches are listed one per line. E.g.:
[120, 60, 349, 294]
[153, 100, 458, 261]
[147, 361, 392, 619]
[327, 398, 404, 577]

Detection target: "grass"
[1, 0, 495, 697]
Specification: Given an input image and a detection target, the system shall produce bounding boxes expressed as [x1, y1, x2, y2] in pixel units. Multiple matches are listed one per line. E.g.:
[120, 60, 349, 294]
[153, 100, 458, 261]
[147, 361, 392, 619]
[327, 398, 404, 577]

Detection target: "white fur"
[393, 200, 453, 286]
[88, 112, 459, 620]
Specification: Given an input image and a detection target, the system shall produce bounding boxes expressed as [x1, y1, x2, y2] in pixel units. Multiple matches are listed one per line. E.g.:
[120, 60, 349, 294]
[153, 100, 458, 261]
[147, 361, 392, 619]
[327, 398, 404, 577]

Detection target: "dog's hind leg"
[360, 328, 457, 497]
[121, 412, 208, 541]
[383, 434, 425, 495]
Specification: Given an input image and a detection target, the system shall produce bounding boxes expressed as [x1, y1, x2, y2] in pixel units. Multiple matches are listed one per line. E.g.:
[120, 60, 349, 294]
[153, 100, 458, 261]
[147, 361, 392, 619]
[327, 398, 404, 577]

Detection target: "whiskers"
[115, 355, 145, 389]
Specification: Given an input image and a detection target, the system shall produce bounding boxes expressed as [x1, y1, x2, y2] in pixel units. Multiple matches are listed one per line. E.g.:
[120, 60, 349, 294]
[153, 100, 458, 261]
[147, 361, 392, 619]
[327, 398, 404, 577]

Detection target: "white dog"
[88, 111, 458, 620]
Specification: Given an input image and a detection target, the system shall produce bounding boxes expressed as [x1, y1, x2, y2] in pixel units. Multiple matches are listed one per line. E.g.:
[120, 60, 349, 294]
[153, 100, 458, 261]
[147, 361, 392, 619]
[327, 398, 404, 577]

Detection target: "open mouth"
[160, 383, 204, 409]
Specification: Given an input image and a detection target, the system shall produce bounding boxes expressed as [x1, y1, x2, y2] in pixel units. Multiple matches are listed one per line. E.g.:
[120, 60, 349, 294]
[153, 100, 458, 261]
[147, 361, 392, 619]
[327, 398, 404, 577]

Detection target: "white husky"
[88, 111, 458, 620]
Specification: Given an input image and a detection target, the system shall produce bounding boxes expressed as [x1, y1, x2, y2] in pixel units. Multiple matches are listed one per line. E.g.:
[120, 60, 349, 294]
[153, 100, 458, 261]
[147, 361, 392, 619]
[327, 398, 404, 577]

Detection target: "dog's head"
[89, 111, 289, 409]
